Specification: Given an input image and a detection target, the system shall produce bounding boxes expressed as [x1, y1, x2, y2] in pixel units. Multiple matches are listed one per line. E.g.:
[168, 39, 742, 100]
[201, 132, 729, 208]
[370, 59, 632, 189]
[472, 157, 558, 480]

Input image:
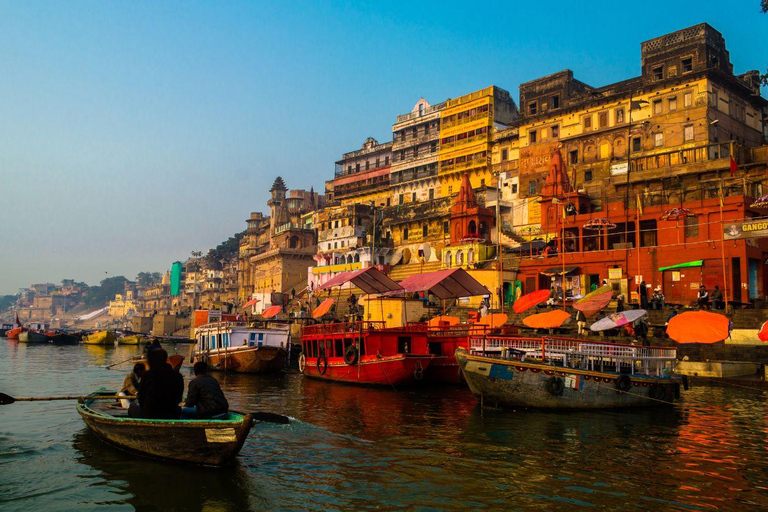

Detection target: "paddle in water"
[0, 392, 291, 424]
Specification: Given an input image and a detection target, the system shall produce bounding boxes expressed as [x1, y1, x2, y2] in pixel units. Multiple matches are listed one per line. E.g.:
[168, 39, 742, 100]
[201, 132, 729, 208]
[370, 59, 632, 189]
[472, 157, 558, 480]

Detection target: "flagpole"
[719, 179, 729, 310]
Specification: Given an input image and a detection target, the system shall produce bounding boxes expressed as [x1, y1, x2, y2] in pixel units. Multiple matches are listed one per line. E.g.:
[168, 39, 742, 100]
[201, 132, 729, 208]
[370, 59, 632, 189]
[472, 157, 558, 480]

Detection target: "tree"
[84, 276, 128, 307]
[136, 271, 162, 287]
[204, 231, 245, 267]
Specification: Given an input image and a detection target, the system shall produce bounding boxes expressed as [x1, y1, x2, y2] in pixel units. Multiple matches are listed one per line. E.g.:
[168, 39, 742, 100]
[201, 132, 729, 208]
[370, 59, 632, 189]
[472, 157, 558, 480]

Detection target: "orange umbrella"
[427, 315, 460, 327]
[667, 311, 731, 344]
[758, 320, 768, 342]
[513, 289, 550, 314]
[261, 305, 282, 319]
[312, 298, 334, 319]
[522, 310, 571, 329]
[242, 298, 259, 309]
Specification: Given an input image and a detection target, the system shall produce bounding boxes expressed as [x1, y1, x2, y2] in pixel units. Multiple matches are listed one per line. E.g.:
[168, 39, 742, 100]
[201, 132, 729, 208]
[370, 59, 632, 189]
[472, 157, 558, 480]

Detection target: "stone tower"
[268, 176, 287, 235]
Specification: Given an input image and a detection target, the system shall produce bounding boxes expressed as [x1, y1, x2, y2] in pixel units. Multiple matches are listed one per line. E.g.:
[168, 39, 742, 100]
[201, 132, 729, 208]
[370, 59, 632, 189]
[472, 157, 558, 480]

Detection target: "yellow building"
[437, 86, 517, 197]
[108, 293, 138, 318]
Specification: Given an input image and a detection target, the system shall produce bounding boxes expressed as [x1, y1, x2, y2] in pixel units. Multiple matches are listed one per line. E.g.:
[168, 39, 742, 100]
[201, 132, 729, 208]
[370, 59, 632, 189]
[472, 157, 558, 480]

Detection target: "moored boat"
[48, 332, 81, 345]
[193, 322, 289, 373]
[76, 390, 254, 466]
[0, 322, 14, 337]
[18, 330, 49, 343]
[133, 354, 185, 371]
[456, 336, 682, 410]
[6, 327, 26, 340]
[82, 331, 116, 345]
[299, 321, 434, 386]
[118, 334, 152, 345]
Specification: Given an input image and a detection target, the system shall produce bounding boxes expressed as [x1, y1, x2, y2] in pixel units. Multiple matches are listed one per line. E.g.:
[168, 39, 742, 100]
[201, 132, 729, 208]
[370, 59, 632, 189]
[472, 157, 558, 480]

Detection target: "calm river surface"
[2, 340, 768, 511]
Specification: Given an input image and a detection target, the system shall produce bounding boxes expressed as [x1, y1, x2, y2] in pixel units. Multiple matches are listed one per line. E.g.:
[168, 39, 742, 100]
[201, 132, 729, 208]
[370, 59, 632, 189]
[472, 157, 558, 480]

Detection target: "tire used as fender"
[546, 376, 565, 396]
[414, 364, 424, 381]
[317, 354, 328, 375]
[298, 353, 306, 373]
[616, 374, 632, 392]
[343, 345, 359, 365]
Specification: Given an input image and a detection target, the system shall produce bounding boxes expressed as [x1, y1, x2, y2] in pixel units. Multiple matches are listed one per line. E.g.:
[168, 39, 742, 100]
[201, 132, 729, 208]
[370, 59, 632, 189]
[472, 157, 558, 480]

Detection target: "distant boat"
[77, 390, 254, 466]
[18, 331, 49, 343]
[117, 334, 152, 345]
[0, 323, 15, 337]
[48, 333, 81, 345]
[82, 331, 116, 345]
[5, 327, 27, 340]
[194, 322, 288, 374]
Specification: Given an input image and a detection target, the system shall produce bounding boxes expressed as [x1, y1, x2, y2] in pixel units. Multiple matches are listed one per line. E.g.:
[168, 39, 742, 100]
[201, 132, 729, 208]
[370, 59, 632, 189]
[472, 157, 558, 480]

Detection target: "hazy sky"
[0, 1, 766, 294]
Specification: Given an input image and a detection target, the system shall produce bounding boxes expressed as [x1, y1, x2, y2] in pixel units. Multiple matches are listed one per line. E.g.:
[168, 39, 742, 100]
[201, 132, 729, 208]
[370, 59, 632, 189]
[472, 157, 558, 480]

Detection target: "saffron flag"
[730, 156, 738, 176]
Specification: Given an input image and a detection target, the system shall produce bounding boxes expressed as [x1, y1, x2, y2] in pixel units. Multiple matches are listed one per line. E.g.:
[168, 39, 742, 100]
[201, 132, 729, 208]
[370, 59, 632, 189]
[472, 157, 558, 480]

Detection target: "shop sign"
[672, 271, 681, 282]
[610, 162, 628, 176]
[608, 268, 622, 279]
[724, 220, 768, 240]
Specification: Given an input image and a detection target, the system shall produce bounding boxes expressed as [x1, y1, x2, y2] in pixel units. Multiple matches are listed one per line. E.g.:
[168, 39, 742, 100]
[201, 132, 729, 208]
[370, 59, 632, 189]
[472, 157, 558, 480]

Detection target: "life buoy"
[317, 354, 328, 375]
[414, 363, 424, 381]
[298, 353, 306, 373]
[616, 374, 632, 392]
[546, 376, 565, 396]
[344, 345, 359, 365]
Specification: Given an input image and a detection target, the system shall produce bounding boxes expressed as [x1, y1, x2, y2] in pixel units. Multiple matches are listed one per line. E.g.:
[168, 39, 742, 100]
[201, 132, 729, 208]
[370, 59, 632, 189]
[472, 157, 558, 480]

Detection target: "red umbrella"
[242, 298, 259, 309]
[583, 218, 617, 230]
[261, 305, 282, 319]
[758, 320, 768, 342]
[513, 289, 550, 314]
[666, 311, 730, 344]
[660, 207, 695, 221]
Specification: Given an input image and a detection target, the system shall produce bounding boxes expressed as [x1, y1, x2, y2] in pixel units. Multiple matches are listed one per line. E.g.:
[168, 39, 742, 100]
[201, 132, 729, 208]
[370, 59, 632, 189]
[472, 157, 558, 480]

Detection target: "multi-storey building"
[391, 98, 445, 204]
[437, 86, 518, 197]
[334, 137, 393, 207]
[245, 177, 324, 309]
[507, 23, 768, 304]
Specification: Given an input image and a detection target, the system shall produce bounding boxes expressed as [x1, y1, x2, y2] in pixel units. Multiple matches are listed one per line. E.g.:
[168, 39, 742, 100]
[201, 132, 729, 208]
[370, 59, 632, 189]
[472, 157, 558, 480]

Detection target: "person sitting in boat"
[130, 349, 184, 419]
[181, 362, 229, 419]
[119, 363, 145, 409]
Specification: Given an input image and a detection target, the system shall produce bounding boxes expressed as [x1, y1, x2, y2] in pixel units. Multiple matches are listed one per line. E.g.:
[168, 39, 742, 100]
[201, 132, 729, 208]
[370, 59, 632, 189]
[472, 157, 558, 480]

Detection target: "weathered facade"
[391, 98, 445, 204]
[334, 138, 393, 207]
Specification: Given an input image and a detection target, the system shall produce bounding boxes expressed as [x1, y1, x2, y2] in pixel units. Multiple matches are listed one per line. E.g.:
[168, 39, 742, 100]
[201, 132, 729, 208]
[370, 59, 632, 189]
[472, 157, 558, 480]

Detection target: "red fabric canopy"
[317, 267, 402, 295]
[261, 305, 282, 319]
[312, 298, 334, 319]
[387, 268, 489, 300]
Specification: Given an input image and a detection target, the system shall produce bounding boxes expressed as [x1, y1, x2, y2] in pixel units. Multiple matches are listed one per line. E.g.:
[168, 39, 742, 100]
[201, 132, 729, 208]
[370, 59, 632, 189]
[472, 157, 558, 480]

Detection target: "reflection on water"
[1, 340, 768, 511]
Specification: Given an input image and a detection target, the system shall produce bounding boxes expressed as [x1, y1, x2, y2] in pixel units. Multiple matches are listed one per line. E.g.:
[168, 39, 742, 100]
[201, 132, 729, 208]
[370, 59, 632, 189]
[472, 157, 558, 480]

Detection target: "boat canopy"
[386, 268, 489, 300]
[658, 260, 703, 272]
[316, 266, 403, 295]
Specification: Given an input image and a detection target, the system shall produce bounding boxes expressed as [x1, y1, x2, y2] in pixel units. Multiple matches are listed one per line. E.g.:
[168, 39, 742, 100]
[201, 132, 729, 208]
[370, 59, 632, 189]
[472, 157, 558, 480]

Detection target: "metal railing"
[302, 321, 386, 337]
[469, 336, 677, 376]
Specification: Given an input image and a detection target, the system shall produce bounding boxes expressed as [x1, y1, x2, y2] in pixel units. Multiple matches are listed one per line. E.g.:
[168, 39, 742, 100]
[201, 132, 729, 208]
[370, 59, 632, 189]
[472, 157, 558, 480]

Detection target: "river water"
[1, 340, 768, 511]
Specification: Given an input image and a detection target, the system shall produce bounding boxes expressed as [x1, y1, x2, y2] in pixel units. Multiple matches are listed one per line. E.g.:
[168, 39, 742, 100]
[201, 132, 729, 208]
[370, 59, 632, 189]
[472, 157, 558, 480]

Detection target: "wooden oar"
[0, 392, 133, 405]
[251, 411, 290, 424]
[103, 356, 136, 369]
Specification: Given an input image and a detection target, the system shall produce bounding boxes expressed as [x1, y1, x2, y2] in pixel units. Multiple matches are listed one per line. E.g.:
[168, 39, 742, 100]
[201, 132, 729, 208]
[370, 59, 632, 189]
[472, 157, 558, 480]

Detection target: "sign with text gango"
[723, 220, 768, 240]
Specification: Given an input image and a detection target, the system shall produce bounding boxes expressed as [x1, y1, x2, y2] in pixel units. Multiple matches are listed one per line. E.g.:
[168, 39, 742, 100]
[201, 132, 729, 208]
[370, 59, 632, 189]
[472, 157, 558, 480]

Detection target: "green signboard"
[170, 262, 182, 296]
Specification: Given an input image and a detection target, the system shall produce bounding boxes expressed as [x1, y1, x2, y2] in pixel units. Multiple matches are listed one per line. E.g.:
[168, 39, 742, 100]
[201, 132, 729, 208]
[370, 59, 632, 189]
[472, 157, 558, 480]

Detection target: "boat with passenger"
[456, 335, 682, 409]
[193, 321, 289, 373]
[77, 390, 253, 466]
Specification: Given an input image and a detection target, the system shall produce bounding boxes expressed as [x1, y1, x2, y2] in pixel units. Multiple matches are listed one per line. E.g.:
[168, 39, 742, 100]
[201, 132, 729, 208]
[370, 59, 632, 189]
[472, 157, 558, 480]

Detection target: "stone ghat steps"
[387, 261, 443, 282]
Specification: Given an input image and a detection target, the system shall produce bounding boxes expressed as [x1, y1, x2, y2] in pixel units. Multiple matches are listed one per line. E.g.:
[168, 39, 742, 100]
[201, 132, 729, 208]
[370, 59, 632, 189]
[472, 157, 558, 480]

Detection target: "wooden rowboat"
[118, 334, 152, 345]
[6, 327, 26, 340]
[82, 331, 116, 345]
[76, 391, 254, 467]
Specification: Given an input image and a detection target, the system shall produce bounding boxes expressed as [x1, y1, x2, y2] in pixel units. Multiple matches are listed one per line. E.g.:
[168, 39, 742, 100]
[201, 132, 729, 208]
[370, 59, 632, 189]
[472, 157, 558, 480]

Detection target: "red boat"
[299, 322, 434, 386]
[5, 327, 26, 340]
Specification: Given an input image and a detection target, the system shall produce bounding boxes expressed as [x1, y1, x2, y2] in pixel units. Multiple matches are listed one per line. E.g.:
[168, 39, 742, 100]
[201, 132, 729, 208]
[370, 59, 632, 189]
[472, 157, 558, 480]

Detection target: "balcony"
[391, 167, 438, 185]
[439, 158, 487, 174]
[440, 132, 489, 151]
[493, 160, 519, 173]
[392, 131, 439, 150]
[441, 110, 490, 129]
[395, 101, 446, 124]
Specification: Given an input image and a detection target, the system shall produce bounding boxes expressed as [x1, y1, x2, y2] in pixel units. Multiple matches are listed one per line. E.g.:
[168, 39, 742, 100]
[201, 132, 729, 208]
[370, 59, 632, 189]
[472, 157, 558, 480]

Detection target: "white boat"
[193, 322, 289, 374]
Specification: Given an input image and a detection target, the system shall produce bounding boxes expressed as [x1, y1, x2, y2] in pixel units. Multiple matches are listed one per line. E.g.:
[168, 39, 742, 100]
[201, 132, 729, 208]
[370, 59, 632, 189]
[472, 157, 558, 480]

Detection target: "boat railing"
[302, 321, 387, 337]
[469, 335, 677, 377]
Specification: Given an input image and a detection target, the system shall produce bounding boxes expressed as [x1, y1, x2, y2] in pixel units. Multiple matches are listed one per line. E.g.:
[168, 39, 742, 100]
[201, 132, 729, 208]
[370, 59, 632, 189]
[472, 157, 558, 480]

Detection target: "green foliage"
[762, 0, 768, 13]
[84, 276, 128, 307]
[136, 271, 162, 287]
[0, 295, 18, 313]
[204, 231, 245, 267]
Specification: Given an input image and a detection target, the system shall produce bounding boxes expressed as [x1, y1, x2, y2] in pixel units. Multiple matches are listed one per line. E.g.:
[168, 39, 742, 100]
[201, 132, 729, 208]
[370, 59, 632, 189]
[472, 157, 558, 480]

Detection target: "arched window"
[468, 220, 477, 235]
[457, 251, 464, 265]
[467, 249, 474, 264]
[445, 251, 453, 267]
[353, 253, 360, 263]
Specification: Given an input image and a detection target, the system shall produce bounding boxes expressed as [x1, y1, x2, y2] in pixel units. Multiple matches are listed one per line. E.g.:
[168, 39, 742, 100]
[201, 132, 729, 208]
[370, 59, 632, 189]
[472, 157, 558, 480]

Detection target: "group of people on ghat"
[120, 348, 229, 420]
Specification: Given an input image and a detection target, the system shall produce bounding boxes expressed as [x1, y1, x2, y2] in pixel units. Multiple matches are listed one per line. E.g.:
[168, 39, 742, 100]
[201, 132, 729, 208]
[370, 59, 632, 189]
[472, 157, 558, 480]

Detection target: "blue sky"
[0, 1, 766, 294]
